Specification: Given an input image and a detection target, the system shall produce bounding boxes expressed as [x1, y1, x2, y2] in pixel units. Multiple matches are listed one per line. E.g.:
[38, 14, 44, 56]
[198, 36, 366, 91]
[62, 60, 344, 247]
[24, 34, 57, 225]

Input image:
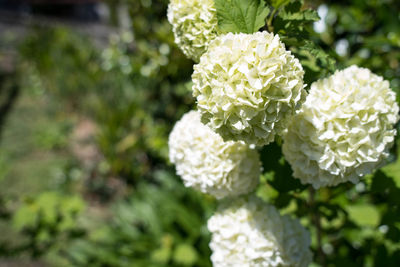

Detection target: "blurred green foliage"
[64, 171, 214, 267]
[2, 0, 211, 265]
[1, 192, 85, 258]
[0, 0, 399, 266]
[19, 1, 194, 184]
[316, 0, 400, 95]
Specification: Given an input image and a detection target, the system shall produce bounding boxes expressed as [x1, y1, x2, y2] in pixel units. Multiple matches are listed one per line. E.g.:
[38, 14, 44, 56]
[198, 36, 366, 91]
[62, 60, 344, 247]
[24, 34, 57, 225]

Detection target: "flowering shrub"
[4, 0, 400, 266]
[168, 111, 261, 199]
[166, 0, 400, 266]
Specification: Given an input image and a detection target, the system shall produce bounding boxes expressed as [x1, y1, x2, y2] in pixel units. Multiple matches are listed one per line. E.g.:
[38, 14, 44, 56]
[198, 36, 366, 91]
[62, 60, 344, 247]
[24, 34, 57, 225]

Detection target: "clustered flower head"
[168, 111, 261, 199]
[208, 196, 313, 267]
[283, 65, 400, 188]
[167, 0, 220, 62]
[192, 31, 306, 147]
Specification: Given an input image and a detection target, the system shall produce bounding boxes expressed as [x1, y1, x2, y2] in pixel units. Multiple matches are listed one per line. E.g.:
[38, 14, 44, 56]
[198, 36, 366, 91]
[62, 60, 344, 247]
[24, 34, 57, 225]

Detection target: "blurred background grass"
[0, 0, 399, 266]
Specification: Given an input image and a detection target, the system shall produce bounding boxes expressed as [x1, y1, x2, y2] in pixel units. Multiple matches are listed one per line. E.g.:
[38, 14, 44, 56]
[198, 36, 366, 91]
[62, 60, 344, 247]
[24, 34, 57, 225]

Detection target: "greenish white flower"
[168, 111, 261, 199]
[283, 66, 399, 188]
[208, 197, 313, 267]
[192, 31, 306, 147]
[167, 0, 220, 62]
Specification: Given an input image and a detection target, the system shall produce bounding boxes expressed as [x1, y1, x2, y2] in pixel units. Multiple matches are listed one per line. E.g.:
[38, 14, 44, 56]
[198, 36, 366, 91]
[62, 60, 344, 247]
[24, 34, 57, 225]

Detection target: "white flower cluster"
[208, 197, 313, 267]
[283, 66, 400, 188]
[168, 111, 261, 199]
[167, 0, 220, 62]
[192, 31, 306, 146]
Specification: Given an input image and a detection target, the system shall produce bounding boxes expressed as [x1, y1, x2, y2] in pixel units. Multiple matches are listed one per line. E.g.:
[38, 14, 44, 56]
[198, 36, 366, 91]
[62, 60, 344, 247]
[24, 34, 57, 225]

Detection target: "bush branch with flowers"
[167, 0, 400, 266]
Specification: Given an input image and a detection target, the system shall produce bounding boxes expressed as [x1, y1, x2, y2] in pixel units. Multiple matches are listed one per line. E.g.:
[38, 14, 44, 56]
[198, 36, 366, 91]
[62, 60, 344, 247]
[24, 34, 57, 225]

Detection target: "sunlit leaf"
[215, 0, 270, 33]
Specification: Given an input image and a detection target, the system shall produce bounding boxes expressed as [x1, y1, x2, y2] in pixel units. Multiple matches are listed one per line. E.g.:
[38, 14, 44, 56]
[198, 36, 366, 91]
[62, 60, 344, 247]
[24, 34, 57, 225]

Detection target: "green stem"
[266, 8, 278, 33]
[309, 187, 327, 267]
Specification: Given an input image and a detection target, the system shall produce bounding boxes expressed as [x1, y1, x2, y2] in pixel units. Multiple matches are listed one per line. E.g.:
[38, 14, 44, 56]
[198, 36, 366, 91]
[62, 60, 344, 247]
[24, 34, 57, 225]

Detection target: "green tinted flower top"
[283, 66, 399, 188]
[167, 0, 220, 62]
[192, 31, 306, 147]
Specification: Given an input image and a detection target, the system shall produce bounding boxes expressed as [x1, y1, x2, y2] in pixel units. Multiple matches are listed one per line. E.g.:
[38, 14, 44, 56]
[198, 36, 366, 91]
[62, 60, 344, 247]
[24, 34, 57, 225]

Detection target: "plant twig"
[309, 187, 327, 267]
[266, 7, 278, 33]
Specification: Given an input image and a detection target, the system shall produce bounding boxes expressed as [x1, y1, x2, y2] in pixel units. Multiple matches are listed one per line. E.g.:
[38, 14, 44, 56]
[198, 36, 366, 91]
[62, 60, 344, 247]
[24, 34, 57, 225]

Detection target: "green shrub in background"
[63, 171, 214, 267]
[19, 0, 194, 185]
[0, 0, 399, 266]
[2, 0, 212, 264]
[1, 192, 85, 258]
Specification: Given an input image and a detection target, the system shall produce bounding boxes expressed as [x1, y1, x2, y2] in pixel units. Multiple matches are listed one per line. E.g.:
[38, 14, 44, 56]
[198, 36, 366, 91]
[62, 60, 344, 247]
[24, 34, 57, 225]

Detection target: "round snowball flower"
[168, 111, 261, 199]
[283, 65, 400, 188]
[208, 197, 313, 267]
[167, 0, 220, 62]
[192, 31, 306, 147]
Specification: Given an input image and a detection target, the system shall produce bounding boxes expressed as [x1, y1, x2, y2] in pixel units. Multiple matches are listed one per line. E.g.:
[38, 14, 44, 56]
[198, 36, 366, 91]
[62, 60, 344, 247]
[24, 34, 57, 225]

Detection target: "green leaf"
[279, 9, 320, 22]
[173, 243, 198, 266]
[151, 246, 171, 264]
[301, 40, 336, 72]
[215, 0, 270, 34]
[260, 142, 306, 194]
[283, 0, 303, 13]
[272, 1, 319, 37]
[371, 171, 400, 206]
[346, 204, 380, 227]
[280, 37, 336, 83]
[270, 0, 291, 9]
[382, 151, 400, 188]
